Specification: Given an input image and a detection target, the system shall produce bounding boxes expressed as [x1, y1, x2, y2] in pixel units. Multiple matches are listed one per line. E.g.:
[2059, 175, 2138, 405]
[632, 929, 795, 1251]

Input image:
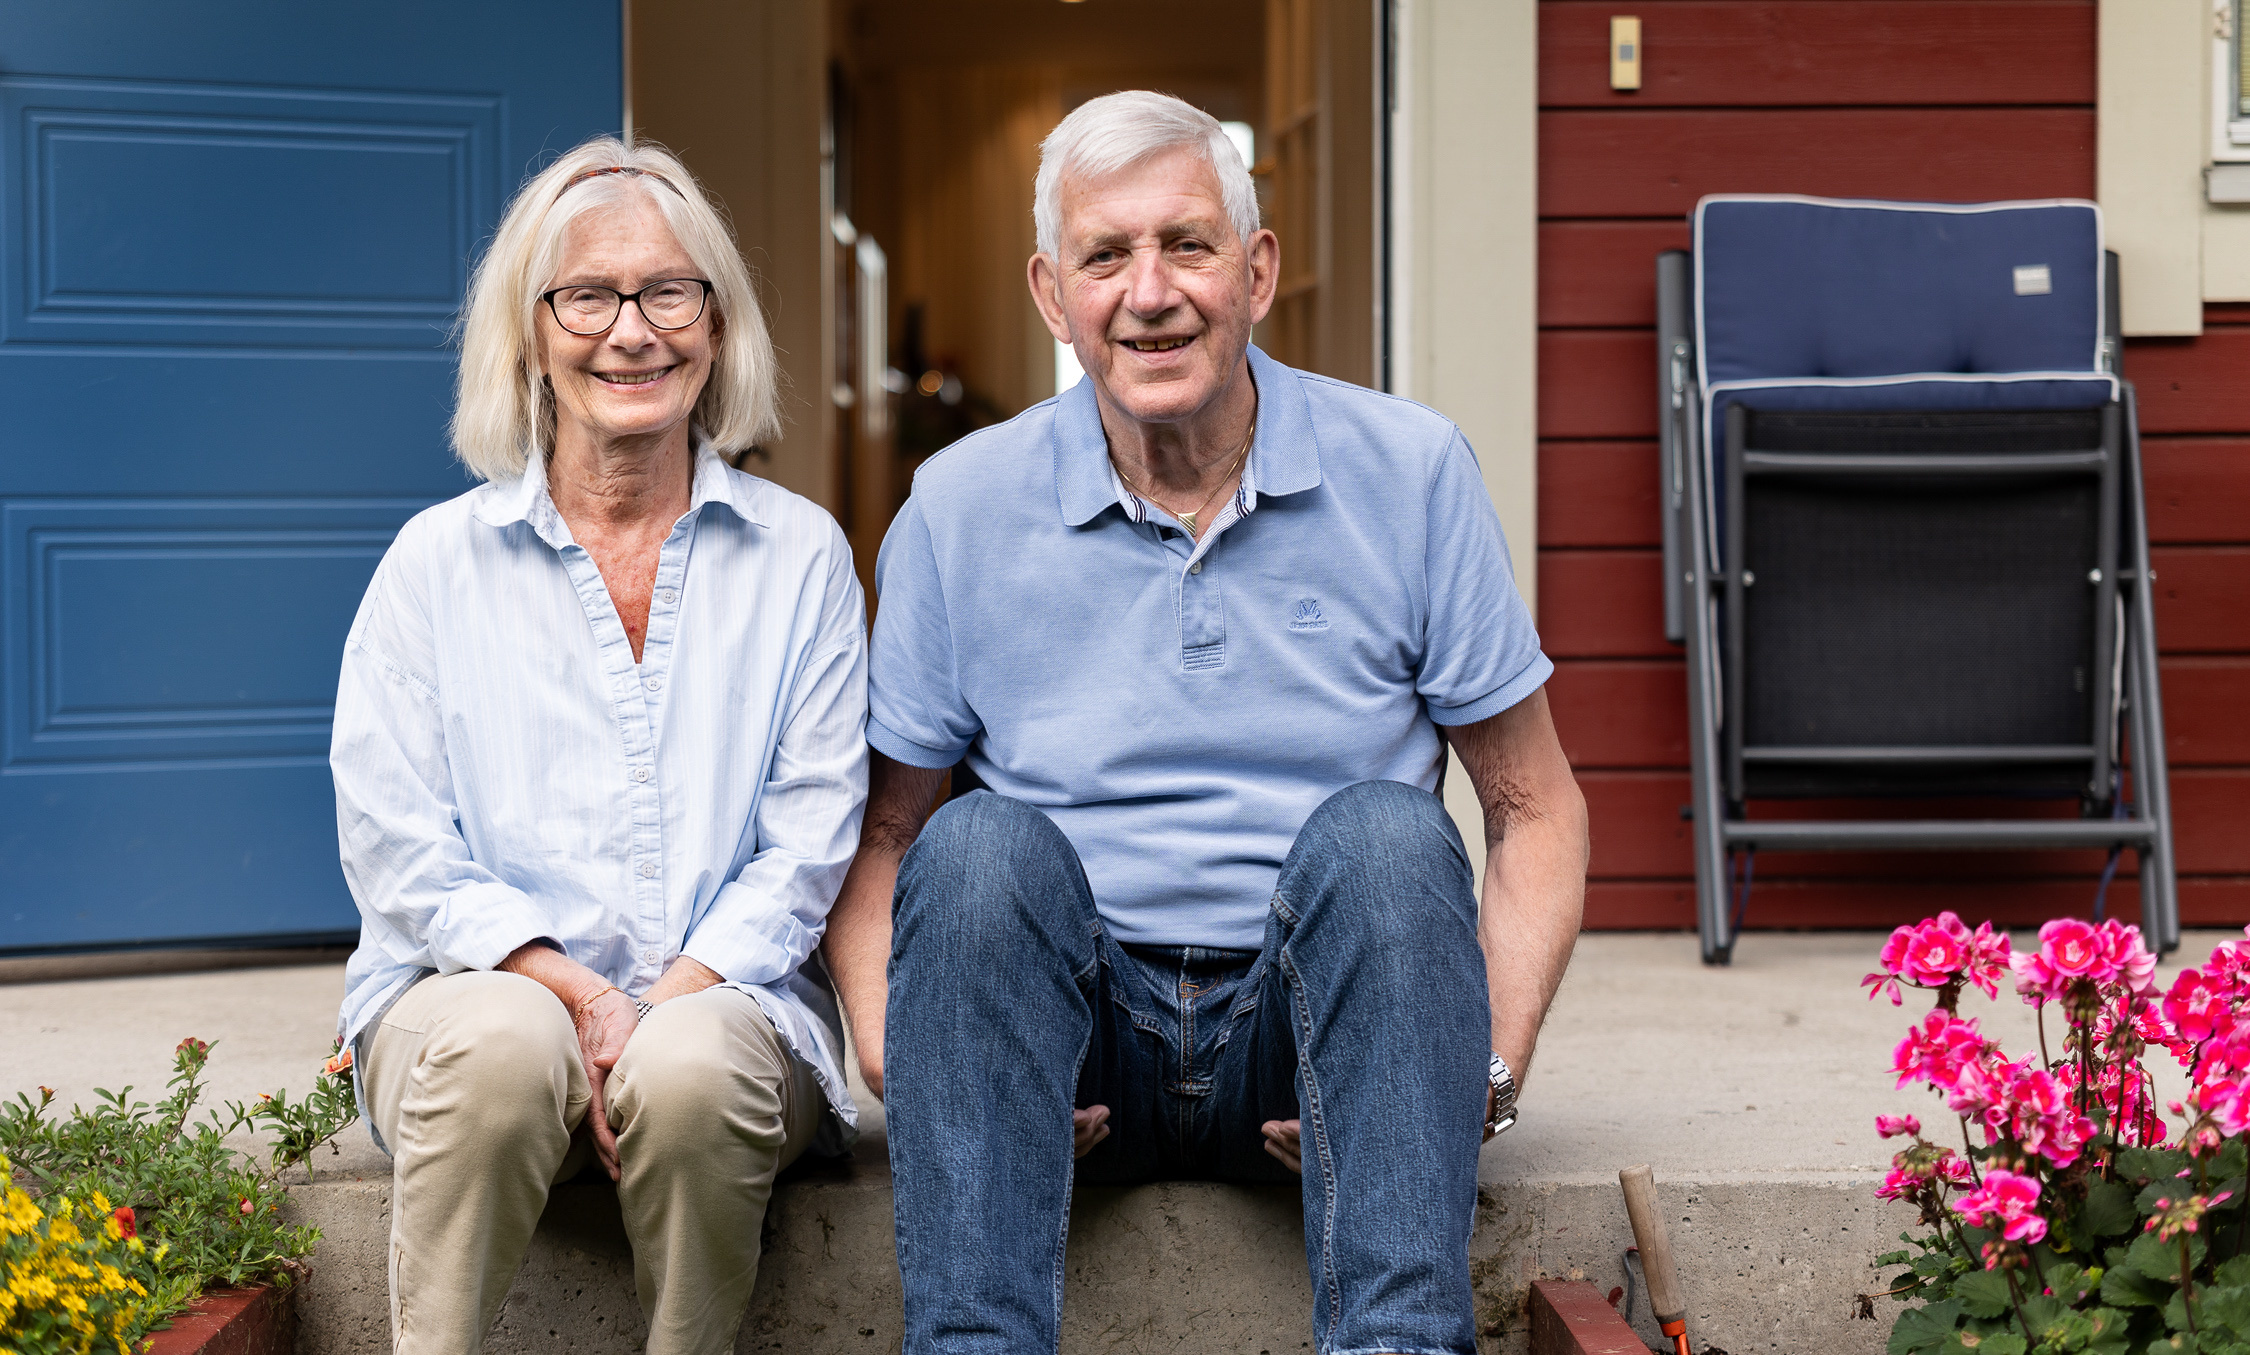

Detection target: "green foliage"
[0, 1037, 358, 1352]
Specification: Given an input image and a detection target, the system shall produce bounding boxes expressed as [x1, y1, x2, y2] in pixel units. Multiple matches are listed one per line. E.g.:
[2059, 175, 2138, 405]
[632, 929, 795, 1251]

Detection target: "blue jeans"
[886, 780, 1489, 1355]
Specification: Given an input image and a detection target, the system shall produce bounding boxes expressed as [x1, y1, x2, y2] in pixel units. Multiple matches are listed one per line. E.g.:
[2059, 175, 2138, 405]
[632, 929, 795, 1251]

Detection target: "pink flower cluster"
[2154, 933, 2250, 1139]
[1865, 912, 2012, 1006]
[1954, 1169, 2047, 1247]
[1875, 1146, 1974, 1202]
[2009, 918, 2156, 1003]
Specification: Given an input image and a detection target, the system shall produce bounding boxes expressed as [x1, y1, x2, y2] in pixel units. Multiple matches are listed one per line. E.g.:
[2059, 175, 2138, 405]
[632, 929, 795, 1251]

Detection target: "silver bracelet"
[633, 999, 654, 1021]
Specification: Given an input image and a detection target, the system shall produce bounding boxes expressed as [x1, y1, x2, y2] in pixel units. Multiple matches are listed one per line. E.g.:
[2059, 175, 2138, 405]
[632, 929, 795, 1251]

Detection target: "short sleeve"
[1417, 429, 1554, 725]
[867, 496, 980, 767]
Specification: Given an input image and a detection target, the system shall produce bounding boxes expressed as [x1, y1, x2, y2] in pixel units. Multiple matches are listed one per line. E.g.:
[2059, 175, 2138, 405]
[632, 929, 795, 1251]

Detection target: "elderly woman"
[331, 137, 866, 1355]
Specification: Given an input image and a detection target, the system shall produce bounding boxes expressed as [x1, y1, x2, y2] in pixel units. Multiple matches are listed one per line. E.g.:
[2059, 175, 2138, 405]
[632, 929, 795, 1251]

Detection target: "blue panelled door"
[1, 2, 621, 950]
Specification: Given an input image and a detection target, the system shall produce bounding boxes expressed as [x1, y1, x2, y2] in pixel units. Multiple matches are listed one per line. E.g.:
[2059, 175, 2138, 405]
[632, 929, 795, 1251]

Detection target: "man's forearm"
[826, 846, 903, 1090]
[1478, 804, 1588, 1084]
[822, 752, 950, 1096]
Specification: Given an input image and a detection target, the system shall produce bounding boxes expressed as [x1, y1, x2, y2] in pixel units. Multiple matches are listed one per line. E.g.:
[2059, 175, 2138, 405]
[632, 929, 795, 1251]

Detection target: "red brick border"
[1529, 1279, 1653, 1355]
[144, 1285, 296, 1355]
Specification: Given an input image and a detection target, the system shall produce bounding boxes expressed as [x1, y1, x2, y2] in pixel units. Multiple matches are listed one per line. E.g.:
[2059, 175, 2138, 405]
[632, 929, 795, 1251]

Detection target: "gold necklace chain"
[1110, 421, 1255, 536]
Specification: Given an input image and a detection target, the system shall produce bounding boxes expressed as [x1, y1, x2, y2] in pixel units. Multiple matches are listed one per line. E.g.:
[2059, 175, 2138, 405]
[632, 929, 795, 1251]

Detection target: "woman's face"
[535, 195, 718, 453]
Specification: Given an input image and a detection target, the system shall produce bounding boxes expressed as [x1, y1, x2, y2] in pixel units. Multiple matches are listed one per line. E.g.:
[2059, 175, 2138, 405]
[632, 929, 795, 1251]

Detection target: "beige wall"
[1393, 0, 1538, 598]
[2098, 0, 2206, 334]
[633, 0, 837, 509]
[1390, 0, 1540, 873]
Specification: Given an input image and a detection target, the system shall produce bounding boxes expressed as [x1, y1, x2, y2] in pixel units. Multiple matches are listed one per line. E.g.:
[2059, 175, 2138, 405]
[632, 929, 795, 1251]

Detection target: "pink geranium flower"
[2011, 918, 2151, 1003]
[1893, 1010, 1987, 1091]
[1954, 1168, 2048, 1245]
[2097, 921, 2158, 996]
[1994, 1065, 2094, 1168]
[1864, 913, 2011, 1005]
[1876, 1114, 1922, 1139]
[2167, 968, 2228, 1044]
[1875, 1166, 1918, 1201]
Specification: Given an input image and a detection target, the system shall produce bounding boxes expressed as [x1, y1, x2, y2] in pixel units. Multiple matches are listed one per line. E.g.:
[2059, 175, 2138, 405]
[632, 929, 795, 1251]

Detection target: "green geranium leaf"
[2117, 1147, 2193, 1185]
[2130, 1230, 2210, 1284]
[1952, 1269, 2015, 1320]
[2080, 1180, 2139, 1239]
[1941, 1331, 2026, 1355]
[1891, 1300, 1966, 1355]
[2102, 1261, 2173, 1308]
[2079, 1305, 2135, 1355]
[1879, 1249, 1913, 1267]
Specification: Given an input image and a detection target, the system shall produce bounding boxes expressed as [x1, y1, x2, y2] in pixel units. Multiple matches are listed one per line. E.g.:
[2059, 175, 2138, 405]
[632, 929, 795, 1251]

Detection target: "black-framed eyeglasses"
[541, 278, 713, 336]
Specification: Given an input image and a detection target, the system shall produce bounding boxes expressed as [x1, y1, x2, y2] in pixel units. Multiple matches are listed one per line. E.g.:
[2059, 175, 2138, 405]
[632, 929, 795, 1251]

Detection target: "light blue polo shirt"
[868, 345, 1552, 951]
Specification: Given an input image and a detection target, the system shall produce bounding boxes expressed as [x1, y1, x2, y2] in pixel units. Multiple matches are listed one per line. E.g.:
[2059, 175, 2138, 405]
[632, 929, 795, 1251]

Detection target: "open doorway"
[634, 0, 1383, 587]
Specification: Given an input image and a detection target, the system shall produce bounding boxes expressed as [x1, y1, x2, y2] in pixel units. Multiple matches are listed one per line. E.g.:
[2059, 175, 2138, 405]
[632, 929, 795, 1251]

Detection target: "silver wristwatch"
[1485, 1053, 1519, 1138]
[634, 999, 654, 1021]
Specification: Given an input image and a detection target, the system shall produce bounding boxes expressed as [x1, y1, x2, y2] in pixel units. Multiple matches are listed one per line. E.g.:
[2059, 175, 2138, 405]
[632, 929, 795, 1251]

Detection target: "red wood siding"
[1536, 0, 2250, 932]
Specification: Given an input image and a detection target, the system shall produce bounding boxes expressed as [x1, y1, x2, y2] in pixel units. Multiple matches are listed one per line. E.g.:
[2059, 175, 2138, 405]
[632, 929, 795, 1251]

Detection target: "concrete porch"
[11, 929, 2218, 1355]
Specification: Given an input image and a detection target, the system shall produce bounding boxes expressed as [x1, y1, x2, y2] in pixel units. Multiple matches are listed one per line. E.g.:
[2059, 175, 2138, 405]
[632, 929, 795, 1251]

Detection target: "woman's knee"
[415, 972, 580, 1101]
[611, 994, 787, 1140]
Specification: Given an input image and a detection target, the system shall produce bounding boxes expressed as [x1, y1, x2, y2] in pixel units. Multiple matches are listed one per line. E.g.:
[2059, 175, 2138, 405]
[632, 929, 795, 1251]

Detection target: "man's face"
[1032, 146, 1277, 429]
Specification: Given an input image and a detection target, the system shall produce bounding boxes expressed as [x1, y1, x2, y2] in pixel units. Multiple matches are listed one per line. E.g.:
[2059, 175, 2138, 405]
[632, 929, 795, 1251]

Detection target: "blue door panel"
[1, 1, 622, 951]
[4, 766, 362, 949]
[0, 354, 458, 494]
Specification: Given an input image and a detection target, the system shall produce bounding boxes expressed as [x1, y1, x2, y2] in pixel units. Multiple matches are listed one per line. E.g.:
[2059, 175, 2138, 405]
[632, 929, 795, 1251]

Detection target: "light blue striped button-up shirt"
[332, 445, 867, 1152]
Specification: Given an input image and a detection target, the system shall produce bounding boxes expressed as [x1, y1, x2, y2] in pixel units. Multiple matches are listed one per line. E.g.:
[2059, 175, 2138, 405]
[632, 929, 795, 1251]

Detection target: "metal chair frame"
[1656, 248, 2180, 964]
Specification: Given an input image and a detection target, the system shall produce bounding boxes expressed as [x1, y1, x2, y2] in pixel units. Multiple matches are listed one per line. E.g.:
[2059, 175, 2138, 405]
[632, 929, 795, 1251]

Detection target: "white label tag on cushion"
[2013, 265, 2053, 296]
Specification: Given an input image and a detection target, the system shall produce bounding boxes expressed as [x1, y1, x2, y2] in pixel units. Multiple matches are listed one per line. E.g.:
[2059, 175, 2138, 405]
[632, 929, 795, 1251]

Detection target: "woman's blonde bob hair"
[451, 137, 780, 482]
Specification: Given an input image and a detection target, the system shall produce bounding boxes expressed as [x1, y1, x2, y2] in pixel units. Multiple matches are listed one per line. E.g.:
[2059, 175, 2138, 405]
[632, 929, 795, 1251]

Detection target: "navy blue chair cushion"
[1689, 196, 2115, 563]
[1696, 195, 2104, 385]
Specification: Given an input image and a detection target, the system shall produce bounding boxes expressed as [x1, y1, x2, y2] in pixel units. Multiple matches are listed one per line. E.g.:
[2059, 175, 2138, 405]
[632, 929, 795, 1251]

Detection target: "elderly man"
[824, 90, 1587, 1355]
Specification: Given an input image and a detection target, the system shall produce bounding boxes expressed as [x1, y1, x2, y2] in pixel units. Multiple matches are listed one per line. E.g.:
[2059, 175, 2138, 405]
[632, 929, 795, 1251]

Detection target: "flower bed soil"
[143, 1284, 296, 1355]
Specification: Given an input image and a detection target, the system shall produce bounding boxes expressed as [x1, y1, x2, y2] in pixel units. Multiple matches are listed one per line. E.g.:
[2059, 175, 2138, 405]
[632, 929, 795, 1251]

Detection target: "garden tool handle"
[1619, 1164, 1690, 1352]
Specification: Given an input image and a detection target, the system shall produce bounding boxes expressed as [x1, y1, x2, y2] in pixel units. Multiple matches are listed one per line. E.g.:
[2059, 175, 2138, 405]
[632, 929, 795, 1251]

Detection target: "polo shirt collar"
[1053, 343, 1323, 527]
[474, 441, 762, 543]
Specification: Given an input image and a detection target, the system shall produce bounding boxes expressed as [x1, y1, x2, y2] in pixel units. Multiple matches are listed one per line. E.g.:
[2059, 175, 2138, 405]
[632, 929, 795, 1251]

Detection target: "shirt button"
[633, 766, 651, 783]
[660, 589, 676, 604]
[642, 947, 662, 964]
[645, 677, 662, 692]
[1189, 560, 1203, 575]
[639, 862, 658, 879]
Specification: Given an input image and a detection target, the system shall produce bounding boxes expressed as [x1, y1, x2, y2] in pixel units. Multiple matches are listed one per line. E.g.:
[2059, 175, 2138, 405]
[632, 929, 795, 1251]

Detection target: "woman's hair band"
[558, 165, 687, 201]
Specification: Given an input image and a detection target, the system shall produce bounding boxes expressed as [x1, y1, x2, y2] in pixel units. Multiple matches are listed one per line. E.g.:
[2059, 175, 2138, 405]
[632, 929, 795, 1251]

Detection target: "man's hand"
[1260, 1118, 1301, 1173]
[1074, 1105, 1110, 1158]
[571, 987, 639, 1179]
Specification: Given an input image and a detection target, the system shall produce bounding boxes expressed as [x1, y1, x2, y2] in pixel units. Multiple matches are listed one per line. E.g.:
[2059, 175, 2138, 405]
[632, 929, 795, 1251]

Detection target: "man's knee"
[1281, 781, 1475, 940]
[895, 792, 1086, 958]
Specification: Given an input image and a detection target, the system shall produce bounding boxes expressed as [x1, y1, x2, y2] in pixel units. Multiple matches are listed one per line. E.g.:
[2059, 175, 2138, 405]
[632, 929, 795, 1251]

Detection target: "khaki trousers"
[363, 970, 821, 1355]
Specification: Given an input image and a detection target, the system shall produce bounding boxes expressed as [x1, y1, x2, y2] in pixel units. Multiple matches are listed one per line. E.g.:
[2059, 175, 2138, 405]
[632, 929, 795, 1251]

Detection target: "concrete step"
[20, 932, 2221, 1354]
[281, 1134, 1900, 1355]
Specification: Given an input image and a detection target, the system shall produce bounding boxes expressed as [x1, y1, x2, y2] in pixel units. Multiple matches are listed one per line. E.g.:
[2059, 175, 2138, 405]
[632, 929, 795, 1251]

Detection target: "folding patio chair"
[1655, 195, 2179, 964]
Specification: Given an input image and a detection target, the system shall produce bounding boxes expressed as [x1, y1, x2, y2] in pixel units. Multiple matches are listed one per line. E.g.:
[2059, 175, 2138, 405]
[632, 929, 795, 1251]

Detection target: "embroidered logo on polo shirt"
[1289, 598, 1330, 631]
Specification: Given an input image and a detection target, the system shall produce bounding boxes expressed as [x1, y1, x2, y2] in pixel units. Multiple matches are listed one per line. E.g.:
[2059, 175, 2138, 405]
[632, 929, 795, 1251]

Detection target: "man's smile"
[1121, 337, 1194, 353]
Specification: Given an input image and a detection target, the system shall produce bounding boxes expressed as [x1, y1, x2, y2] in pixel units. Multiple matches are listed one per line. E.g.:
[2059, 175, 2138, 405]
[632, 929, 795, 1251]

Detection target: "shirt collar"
[472, 441, 764, 541]
[1053, 343, 1324, 527]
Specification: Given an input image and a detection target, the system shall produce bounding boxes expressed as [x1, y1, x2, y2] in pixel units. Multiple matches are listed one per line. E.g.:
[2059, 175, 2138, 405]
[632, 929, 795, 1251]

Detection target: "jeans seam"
[1055, 1024, 1090, 1351]
[1281, 946, 1342, 1346]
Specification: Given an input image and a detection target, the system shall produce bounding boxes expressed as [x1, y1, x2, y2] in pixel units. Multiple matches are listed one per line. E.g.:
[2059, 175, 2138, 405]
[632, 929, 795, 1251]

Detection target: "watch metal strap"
[1487, 1052, 1519, 1137]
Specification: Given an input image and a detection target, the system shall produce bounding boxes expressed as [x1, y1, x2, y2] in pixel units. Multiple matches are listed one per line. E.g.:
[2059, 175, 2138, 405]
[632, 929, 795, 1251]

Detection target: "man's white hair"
[451, 137, 780, 482]
[1033, 91, 1259, 259]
